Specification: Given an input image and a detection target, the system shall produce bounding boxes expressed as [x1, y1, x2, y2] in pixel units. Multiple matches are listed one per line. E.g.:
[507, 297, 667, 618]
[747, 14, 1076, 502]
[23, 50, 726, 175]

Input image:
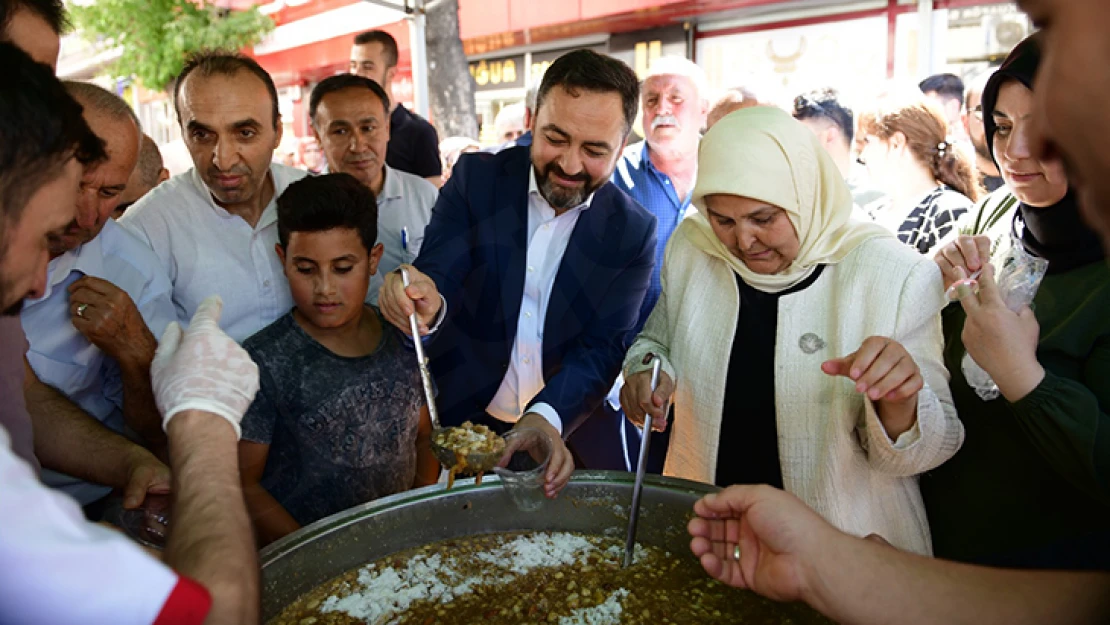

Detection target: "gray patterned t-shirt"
[240, 307, 423, 526]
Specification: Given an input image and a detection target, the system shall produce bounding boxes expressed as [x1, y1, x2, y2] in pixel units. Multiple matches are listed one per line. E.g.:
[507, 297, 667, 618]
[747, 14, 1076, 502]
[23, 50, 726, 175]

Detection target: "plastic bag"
[961, 234, 1049, 401]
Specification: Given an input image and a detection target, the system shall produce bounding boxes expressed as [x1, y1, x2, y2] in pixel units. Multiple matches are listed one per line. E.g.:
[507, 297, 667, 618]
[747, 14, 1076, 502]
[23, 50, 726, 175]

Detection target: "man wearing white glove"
[1, 43, 261, 625]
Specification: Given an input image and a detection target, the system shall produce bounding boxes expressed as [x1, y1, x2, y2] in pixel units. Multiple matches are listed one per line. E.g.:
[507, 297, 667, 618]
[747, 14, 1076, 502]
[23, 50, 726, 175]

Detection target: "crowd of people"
[1, 0, 1110, 622]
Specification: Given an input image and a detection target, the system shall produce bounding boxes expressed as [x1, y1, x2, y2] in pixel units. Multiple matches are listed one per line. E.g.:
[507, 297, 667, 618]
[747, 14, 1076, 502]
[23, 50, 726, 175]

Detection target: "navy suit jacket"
[415, 146, 656, 435]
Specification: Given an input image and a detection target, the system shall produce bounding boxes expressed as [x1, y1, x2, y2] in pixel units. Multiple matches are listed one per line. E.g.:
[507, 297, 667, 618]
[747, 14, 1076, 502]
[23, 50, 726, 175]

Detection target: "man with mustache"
[119, 52, 308, 342]
[308, 74, 437, 304]
[379, 50, 656, 498]
[568, 56, 707, 472]
[20, 81, 177, 515]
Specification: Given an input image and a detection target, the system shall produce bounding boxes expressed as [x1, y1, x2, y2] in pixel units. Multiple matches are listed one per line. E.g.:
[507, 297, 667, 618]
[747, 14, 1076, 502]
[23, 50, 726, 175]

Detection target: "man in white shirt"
[0, 2, 171, 518]
[22, 80, 177, 511]
[308, 73, 437, 304]
[379, 50, 656, 499]
[0, 40, 259, 625]
[573, 56, 707, 472]
[119, 52, 308, 342]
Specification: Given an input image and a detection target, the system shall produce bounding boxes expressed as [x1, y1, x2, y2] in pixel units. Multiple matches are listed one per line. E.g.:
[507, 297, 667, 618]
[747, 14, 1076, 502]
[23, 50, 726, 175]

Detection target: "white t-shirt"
[0, 425, 211, 624]
[119, 164, 308, 343]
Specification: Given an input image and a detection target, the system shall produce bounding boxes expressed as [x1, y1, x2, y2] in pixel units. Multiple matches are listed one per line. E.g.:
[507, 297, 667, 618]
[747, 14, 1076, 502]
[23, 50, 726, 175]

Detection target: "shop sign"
[529, 44, 608, 85]
[468, 55, 526, 91]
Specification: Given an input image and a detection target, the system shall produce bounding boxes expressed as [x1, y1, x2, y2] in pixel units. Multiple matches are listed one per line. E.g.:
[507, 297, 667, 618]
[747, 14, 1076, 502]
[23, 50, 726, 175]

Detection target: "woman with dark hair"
[858, 94, 982, 256]
[921, 34, 1110, 569]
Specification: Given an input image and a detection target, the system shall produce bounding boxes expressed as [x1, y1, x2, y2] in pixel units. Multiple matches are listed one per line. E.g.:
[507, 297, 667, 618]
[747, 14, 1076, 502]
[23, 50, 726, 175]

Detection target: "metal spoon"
[623, 356, 661, 568]
[401, 266, 440, 430]
[401, 266, 503, 482]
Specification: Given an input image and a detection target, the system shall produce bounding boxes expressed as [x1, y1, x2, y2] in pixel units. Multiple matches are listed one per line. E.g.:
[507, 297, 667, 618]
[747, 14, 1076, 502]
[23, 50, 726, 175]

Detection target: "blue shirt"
[21, 219, 177, 504]
[612, 140, 695, 328]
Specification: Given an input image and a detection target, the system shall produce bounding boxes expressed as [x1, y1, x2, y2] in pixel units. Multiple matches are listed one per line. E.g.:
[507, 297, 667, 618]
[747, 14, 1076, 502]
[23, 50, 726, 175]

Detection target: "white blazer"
[624, 230, 964, 555]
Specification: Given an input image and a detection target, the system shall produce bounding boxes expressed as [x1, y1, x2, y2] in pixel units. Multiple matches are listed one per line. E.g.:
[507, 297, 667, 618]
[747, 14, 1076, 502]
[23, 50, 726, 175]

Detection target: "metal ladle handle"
[402, 267, 440, 430]
[623, 357, 661, 568]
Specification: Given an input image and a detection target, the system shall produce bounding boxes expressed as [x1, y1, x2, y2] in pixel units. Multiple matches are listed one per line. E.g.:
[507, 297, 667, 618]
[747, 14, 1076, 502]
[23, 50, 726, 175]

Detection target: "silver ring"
[76, 303, 88, 318]
[732, 544, 741, 561]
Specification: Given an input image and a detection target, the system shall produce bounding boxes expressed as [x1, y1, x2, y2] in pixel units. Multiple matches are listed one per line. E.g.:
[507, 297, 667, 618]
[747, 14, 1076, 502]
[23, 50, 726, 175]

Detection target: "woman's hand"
[934, 235, 992, 291]
[821, 337, 922, 438]
[956, 263, 1044, 401]
[620, 365, 675, 433]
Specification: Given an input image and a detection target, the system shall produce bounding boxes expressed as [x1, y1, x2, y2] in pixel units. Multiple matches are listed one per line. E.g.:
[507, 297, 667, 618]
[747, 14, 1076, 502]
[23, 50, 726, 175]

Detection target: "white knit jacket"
[624, 230, 965, 555]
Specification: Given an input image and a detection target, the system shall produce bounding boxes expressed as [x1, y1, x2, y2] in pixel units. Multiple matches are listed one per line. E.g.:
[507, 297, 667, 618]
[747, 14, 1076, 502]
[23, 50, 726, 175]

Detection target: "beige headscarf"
[686, 106, 891, 293]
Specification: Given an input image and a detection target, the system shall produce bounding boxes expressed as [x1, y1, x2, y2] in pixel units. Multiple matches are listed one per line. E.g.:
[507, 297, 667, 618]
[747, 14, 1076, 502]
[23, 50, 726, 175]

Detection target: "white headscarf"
[684, 106, 891, 293]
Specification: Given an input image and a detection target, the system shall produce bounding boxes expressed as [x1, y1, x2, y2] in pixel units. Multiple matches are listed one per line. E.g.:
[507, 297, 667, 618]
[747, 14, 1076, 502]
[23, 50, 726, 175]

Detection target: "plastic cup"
[493, 427, 552, 512]
[101, 494, 171, 550]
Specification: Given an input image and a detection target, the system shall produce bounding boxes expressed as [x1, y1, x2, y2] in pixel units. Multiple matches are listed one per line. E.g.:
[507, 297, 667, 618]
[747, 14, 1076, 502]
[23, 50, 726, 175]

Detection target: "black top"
[716, 266, 826, 489]
[388, 105, 442, 178]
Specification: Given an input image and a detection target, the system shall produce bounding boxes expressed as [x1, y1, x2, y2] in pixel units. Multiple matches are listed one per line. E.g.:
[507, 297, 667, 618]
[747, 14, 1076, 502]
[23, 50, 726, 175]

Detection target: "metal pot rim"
[259, 470, 717, 568]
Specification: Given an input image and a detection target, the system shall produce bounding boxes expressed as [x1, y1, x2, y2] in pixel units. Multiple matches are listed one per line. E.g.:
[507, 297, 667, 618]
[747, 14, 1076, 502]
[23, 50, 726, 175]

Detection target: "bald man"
[21, 81, 176, 511]
[114, 134, 169, 220]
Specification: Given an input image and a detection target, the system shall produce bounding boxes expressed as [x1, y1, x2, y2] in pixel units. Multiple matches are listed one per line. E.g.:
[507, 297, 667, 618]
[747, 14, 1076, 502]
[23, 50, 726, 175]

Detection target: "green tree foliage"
[71, 0, 274, 91]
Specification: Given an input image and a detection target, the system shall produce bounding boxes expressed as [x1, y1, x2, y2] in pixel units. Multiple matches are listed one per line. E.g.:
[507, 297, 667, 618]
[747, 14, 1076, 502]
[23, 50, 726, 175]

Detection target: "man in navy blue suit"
[379, 50, 656, 498]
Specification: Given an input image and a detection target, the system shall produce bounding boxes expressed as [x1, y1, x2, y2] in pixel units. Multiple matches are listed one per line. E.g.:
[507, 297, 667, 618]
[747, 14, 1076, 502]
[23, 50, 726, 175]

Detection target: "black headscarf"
[982, 33, 1105, 273]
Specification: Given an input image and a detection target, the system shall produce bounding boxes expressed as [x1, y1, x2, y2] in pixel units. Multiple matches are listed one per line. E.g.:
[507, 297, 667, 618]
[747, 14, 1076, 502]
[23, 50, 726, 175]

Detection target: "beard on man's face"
[3, 299, 23, 316]
[535, 161, 604, 210]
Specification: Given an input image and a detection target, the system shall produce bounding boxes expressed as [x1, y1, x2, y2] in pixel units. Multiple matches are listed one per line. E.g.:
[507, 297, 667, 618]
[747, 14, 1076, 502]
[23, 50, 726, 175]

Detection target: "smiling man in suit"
[379, 49, 656, 499]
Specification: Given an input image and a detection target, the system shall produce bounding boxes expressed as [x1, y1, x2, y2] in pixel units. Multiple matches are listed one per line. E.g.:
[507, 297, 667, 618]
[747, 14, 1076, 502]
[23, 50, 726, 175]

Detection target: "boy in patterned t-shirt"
[237, 173, 440, 546]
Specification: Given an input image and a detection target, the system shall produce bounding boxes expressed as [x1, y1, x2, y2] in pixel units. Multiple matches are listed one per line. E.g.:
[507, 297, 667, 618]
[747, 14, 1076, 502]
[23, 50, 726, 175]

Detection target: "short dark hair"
[277, 173, 378, 254]
[0, 0, 67, 37]
[535, 49, 640, 137]
[352, 30, 398, 69]
[173, 51, 280, 130]
[309, 74, 390, 126]
[0, 43, 104, 226]
[793, 87, 855, 144]
[918, 73, 965, 104]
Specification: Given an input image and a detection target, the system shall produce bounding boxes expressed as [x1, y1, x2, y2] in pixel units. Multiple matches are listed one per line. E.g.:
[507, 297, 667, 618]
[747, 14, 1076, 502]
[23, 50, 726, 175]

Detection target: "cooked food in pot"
[268, 531, 830, 625]
[431, 422, 507, 488]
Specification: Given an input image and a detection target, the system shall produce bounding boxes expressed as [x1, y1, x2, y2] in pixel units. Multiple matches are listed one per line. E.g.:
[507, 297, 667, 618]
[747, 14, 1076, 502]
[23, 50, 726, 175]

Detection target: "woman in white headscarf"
[621, 107, 963, 555]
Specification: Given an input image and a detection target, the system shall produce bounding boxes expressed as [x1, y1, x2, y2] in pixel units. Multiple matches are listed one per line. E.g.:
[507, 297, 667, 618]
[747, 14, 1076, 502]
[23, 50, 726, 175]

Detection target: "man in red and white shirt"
[0, 31, 261, 625]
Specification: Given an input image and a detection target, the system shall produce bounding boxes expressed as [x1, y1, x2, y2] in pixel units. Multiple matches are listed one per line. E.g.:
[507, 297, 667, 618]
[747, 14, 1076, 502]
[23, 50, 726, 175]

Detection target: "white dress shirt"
[21, 219, 177, 505]
[0, 425, 184, 625]
[485, 169, 593, 434]
[118, 164, 308, 343]
[367, 166, 438, 305]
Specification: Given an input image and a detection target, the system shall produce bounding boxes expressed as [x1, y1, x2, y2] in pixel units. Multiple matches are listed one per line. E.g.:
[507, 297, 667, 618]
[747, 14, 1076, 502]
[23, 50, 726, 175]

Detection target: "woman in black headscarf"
[921, 33, 1110, 569]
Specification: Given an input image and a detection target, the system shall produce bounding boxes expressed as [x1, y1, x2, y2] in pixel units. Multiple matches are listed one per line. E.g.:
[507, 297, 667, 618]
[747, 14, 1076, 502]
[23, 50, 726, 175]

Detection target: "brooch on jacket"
[798, 333, 826, 354]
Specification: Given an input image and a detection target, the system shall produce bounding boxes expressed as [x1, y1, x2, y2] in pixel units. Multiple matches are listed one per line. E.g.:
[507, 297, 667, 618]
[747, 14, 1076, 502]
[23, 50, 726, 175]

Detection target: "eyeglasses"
[971, 104, 983, 122]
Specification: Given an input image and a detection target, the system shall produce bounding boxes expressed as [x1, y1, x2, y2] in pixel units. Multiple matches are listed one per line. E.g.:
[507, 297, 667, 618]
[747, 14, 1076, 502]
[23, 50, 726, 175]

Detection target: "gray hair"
[524, 83, 538, 114]
[135, 134, 164, 187]
[643, 56, 708, 103]
[62, 80, 141, 131]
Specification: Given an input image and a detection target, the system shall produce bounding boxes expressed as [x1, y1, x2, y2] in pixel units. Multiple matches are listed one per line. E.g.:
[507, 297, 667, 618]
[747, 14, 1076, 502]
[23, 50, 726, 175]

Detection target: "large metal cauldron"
[260, 470, 717, 620]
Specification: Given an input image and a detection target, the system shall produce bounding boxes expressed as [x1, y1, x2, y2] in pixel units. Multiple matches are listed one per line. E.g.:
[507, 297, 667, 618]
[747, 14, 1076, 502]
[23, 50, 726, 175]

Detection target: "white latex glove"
[151, 296, 260, 438]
